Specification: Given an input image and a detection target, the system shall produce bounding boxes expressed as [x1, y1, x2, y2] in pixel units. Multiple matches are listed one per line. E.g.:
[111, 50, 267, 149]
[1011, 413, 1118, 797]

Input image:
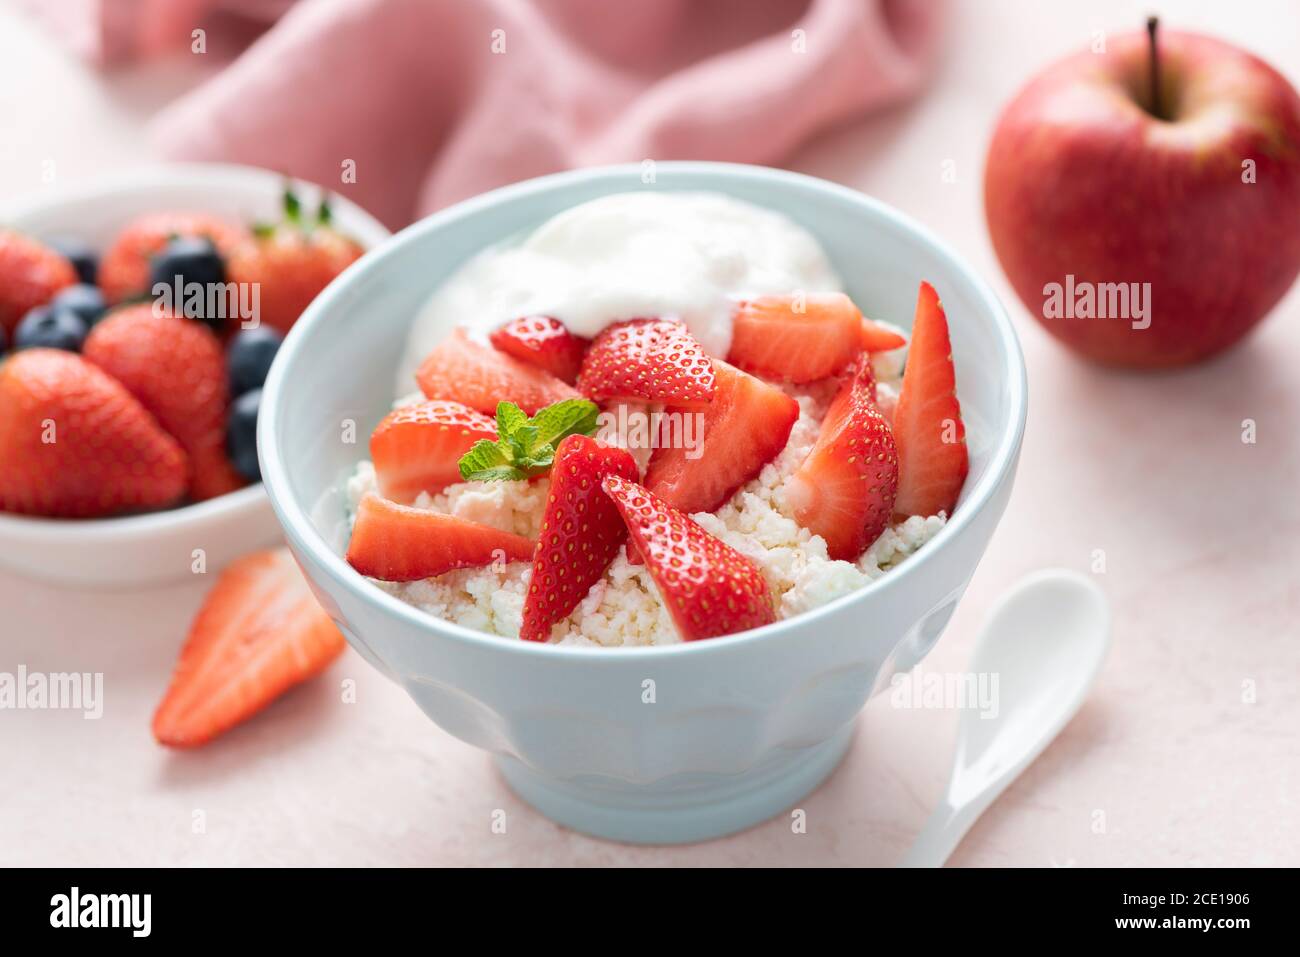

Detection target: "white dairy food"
[396, 191, 842, 392]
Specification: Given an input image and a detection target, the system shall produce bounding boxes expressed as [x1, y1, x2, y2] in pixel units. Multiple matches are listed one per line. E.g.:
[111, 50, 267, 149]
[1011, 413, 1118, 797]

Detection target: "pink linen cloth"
[20, 0, 946, 228]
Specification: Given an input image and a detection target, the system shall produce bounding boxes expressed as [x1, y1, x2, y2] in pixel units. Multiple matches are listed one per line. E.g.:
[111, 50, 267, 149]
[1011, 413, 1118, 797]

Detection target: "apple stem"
[1147, 15, 1163, 119]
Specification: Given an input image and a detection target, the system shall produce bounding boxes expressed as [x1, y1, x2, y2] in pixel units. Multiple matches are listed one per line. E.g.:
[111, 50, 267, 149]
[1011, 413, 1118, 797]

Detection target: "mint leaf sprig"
[458, 398, 600, 482]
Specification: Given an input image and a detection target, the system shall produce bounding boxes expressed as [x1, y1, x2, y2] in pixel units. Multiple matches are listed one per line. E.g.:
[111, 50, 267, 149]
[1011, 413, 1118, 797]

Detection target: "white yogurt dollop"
[397, 191, 842, 393]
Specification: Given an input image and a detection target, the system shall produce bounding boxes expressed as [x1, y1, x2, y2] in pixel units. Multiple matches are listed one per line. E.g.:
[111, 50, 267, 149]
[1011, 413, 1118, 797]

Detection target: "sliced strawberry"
[893, 282, 968, 517]
[643, 358, 798, 515]
[83, 304, 243, 502]
[726, 293, 866, 383]
[0, 349, 187, 517]
[346, 493, 534, 581]
[489, 315, 589, 384]
[152, 548, 345, 747]
[370, 400, 497, 503]
[576, 318, 716, 408]
[602, 475, 774, 641]
[416, 328, 579, 416]
[860, 316, 908, 352]
[520, 434, 638, 642]
[784, 355, 899, 560]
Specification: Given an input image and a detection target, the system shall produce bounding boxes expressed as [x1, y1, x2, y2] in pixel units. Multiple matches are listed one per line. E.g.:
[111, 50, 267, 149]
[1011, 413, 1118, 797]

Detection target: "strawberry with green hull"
[225, 189, 364, 334]
[347, 493, 535, 582]
[644, 358, 798, 516]
[520, 434, 639, 642]
[97, 211, 247, 305]
[892, 282, 968, 518]
[0, 349, 187, 517]
[417, 328, 579, 416]
[726, 293, 906, 383]
[785, 354, 899, 561]
[152, 548, 345, 748]
[603, 475, 776, 641]
[83, 304, 246, 502]
[0, 231, 78, 336]
[370, 400, 497, 503]
[490, 315, 589, 384]
[576, 317, 716, 408]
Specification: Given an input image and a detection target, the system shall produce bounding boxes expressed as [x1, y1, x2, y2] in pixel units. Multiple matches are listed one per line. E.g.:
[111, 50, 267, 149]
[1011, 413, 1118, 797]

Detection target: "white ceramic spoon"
[898, 569, 1111, 868]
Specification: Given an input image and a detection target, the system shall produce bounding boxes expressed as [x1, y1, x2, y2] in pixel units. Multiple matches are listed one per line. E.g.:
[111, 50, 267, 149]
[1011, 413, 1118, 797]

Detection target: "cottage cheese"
[346, 357, 945, 648]
[352, 192, 947, 647]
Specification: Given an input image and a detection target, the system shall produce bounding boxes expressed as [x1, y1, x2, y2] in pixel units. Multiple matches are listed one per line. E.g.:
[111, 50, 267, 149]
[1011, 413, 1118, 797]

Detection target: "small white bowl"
[0, 163, 391, 588]
[261, 163, 1028, 843]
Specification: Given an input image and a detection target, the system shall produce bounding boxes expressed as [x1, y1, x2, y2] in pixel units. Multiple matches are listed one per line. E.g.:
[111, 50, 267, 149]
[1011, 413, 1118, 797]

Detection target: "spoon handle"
[897, 789, 1005, 868]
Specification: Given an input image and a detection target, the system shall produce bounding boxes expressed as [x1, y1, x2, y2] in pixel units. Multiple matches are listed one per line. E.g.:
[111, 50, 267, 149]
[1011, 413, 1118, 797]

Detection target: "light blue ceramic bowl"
[259, 162, 1027, 844]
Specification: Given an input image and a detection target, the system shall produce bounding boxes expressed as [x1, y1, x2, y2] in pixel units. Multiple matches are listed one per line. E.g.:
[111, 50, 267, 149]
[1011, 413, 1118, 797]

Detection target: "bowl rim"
[0, 161, 391, 540]
[260, 161, 1028, 660]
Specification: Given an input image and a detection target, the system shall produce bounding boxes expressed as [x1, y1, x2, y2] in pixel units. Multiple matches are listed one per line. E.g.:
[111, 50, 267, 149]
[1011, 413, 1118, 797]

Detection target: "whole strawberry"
[83, 305, 246, 501]
[97, 211, 248, 305]
[226, 189, 364, 334]
[0, 231, 78, 335]
[520, 434, 639, 642]
[602, 474, 775, 641]
[0, 349, 187, 517]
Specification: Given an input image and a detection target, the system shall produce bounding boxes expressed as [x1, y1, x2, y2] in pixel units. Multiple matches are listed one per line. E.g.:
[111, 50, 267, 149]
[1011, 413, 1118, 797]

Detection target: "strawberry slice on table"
[152, 548, 346, 748]
[784, 355, 899, 561]
[83, 304, 245, 502]
[892, 281, 968, 518]
[575, 318, 716, 408]
[603, 475, 775, 641]
[644, 358, 799, 515]
[0, 230, 78, 335]
[416, 328, 579, 416]
[0, 349, 187, 517]
[725, 293, 862, 383]
[346, 493, 535, 582]
[519, 434, 638, 642]
[370, 400, 497, 503]
[489, 315, 589, 384]
[98, 211, 247, 304]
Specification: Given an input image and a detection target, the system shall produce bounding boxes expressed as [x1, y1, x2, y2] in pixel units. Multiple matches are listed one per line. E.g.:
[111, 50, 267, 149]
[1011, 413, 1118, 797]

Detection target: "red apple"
[985, 20, 1300, 367]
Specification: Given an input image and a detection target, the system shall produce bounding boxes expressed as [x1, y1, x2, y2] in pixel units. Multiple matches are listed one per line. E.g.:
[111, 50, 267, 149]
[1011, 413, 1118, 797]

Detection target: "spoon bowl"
[900, 569, 1110, 866]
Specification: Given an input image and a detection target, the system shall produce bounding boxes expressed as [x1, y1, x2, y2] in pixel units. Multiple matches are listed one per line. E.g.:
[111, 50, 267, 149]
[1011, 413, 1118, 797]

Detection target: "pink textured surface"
[2, 0, 1298, 865]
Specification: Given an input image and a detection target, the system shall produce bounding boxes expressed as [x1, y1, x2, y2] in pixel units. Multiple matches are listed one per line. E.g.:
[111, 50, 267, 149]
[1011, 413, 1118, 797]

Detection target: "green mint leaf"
[530, 398, 599, 447]
[519, 443, 555, 473]
[496, 401, 528, 439]
[458, 438, 510, 481]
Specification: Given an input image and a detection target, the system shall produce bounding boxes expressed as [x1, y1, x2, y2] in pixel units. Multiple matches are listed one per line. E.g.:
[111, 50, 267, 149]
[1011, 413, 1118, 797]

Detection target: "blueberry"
[148, 237, 226, 328]
[226, 327, 283, 397]
[51, 283, 108, 326]
[47, 237, 98, 285]
[13, 306, 89, 352]
[227, 388, 262, 481]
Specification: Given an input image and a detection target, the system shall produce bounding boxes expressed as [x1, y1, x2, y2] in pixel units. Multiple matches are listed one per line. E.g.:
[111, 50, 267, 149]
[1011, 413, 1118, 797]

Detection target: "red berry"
[520, 435, 638, 642]
[576, 318, 716, 408]
[785, 355, 899, 560]
[602, 475, 775, 641]
[346, 493, 534, 582]
[152, 548, 345, 748]
[489, 315, 589, 384]
[0, 349, 187, 517]
[892, 282, 968, 517]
